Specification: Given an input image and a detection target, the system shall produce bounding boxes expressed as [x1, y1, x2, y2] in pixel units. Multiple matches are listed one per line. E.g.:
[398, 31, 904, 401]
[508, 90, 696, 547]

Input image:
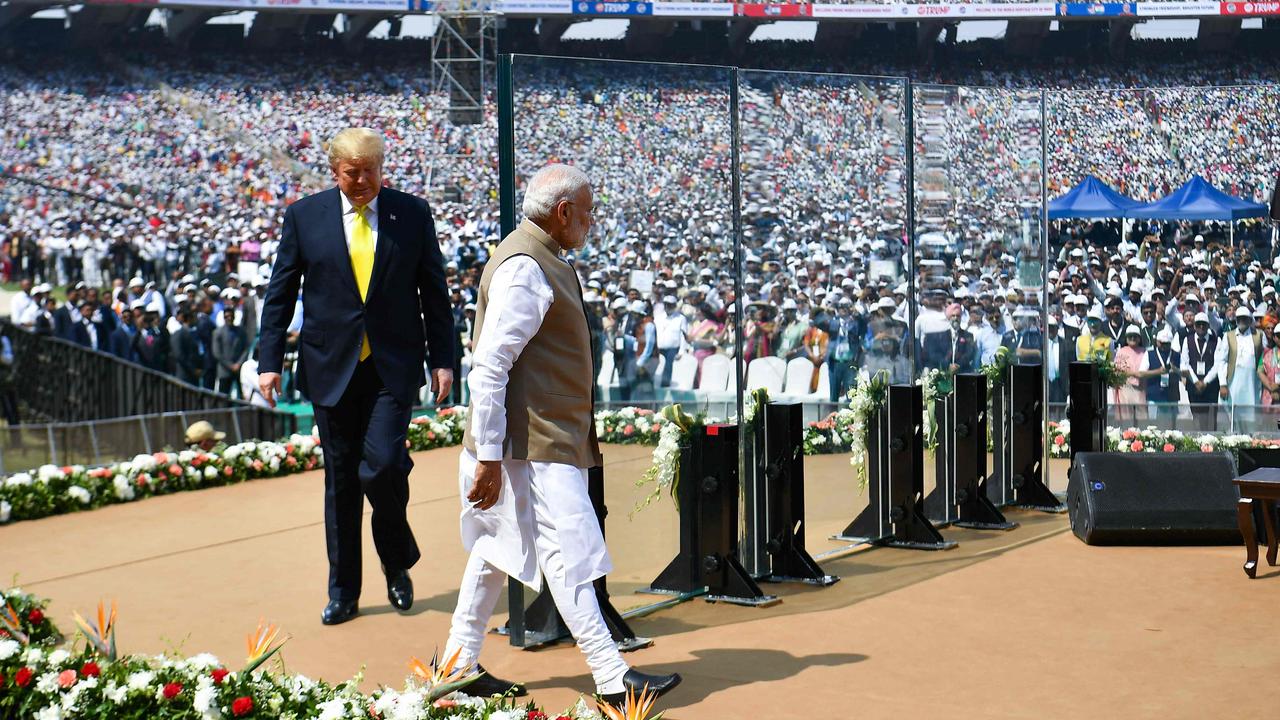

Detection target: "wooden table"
[1233, 468, 1280, 578]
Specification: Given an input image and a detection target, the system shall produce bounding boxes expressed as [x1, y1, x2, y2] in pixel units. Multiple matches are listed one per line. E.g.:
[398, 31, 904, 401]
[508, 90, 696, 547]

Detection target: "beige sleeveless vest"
[462, 220, 602, 468]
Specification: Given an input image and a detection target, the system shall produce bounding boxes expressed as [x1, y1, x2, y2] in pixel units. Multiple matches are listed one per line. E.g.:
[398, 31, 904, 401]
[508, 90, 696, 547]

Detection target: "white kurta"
[458, 255, 611, 592]
[1215, 330, 1259, 405]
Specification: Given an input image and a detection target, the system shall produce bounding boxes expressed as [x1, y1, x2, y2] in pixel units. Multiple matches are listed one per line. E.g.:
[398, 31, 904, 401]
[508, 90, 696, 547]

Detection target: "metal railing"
[2, 321, 293, 436]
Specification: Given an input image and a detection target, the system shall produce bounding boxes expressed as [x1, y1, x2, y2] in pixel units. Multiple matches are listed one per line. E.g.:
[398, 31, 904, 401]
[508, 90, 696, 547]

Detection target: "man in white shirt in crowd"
[9, 279, 34, 327]
[653, 294, 688, 388]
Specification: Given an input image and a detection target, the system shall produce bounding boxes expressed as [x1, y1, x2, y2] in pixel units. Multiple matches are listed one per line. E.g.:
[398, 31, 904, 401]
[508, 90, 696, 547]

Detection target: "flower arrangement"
[594, 407, 666, 446]
[803, 409, 857, 455]
[847, 370, 891, 490]
[1047, 419, 1280, 458]
[633, 405, 703, 513]
[918, 368, 950, 453]
[407, 407, 469, 451]
[1086, 350, 1129, 389]
[0, 587, 626, 720]
[979, 346, 1015, 391]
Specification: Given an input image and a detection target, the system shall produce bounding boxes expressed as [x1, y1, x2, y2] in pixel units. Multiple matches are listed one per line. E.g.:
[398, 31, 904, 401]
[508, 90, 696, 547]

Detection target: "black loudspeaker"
[1067, 452, 1242, 545]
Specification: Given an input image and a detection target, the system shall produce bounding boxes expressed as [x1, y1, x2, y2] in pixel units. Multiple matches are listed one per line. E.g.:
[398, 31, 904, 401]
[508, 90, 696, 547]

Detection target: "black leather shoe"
[599, 668, 682, 707]
[386, 569, 413, 612]
[465, 665, 528, 698]
[321, 599, 359, 626]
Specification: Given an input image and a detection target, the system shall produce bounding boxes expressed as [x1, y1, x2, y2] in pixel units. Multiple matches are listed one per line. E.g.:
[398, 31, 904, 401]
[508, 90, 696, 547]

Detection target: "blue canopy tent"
[1126, 176, 1268, 247]
[1125, 175, 1268, 221]
[1047, 175, 1143, 219]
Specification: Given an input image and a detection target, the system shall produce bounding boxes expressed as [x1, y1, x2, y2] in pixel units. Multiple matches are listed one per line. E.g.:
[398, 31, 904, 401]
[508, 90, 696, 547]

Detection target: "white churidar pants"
[446, 450, 628, 694]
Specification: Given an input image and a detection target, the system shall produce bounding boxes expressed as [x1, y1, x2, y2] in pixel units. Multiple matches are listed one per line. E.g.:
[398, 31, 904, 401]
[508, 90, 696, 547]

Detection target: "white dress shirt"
[467, 256, 554, 462]
[339, 192, 380, 251]
[9, 292, 32, 325]
[654, 311, 688, 350]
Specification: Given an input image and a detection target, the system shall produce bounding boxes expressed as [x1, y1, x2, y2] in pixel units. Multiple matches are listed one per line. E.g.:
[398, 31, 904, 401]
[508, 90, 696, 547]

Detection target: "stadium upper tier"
[5, 0, 1274, 17]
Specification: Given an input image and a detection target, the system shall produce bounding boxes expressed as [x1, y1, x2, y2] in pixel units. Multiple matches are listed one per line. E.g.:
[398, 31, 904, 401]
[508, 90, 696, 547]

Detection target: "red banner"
[1220, 1, 1280, 13]
[735, 3, 812, 16]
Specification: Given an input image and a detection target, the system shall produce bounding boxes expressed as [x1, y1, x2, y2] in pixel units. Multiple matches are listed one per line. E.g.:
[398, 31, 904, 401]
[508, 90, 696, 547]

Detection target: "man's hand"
[467, 460, 502, 510]
[1220, 386, 1229, 400]
[259, 372, 282, 408]
[430, 368, 454, 405]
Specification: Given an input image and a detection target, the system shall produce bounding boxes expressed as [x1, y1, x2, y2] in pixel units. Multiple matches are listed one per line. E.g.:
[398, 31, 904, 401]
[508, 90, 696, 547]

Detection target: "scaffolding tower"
[431, 2, 497, 126]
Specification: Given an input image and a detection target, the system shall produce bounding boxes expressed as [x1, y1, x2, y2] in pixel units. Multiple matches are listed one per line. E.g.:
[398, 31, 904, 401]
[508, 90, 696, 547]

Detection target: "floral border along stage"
[0, 408, 469, 526]
[1047, 420, 1280, 458]
[0, 587, 655, 720]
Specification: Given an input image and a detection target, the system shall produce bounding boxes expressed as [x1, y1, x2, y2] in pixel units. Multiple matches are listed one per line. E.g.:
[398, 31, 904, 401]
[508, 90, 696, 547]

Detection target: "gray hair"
[522, 164, 590, 221]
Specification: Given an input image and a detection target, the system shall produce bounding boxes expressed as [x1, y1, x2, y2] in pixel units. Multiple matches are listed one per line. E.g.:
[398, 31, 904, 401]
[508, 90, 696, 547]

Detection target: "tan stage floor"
[2, 444, 1276, 719]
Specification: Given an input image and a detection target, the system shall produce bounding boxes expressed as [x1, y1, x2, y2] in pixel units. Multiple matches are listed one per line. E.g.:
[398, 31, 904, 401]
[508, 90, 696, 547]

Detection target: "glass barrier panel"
[508, 55, 735, 596]
[736, 69, 909, 570]
[914, 85, 1048, 494]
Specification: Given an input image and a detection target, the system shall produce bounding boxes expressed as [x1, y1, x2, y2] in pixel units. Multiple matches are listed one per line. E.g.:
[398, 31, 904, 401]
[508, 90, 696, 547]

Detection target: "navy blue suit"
[258, 186, 453, 602]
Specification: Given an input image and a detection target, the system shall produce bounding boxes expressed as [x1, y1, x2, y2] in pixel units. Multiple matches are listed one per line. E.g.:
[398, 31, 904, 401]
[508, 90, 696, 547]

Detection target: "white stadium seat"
[746, 356, 786, 395]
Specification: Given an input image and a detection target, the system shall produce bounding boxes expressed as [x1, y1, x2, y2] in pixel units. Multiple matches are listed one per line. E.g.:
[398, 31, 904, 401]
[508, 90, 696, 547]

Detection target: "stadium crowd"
[1, 43, 1277, 427]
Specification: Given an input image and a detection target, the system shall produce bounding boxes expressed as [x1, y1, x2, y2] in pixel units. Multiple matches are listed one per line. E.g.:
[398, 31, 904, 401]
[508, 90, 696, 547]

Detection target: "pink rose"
[1201, 444, 1213, 452]
[1122, 430, 1137, 441]
[1053, 435, 1066, 446]
[58, 669, 77, 689]
[1131, 440, 1144, 452]
[1162, 443, 1175, 453]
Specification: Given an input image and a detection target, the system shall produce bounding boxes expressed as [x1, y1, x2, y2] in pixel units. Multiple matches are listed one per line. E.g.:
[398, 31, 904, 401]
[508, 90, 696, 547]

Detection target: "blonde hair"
[326, 128, 384, 168]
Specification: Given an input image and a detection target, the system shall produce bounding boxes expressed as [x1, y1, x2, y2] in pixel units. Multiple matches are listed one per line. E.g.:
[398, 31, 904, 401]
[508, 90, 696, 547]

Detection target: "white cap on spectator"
[1155, 328, 1173, 344]
[1236, 306, 1252, 319]
[1194, 312, 1210, 324]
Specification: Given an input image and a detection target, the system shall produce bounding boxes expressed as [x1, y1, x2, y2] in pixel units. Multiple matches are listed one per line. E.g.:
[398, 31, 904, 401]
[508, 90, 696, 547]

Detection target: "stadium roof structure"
[1047, 175, 1142, 220]
[1126, 175, 1269, 221]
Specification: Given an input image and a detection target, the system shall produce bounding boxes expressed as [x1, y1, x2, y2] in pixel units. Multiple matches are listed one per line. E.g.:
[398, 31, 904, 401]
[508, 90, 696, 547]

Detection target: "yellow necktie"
[350, 204, 374, 361]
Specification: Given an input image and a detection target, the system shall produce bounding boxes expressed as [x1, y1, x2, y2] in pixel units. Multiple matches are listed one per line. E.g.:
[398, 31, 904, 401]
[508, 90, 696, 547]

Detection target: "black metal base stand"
[836, 385, 956, 551]
[646, 424, 779, 606]
[757, 402, 839, 587]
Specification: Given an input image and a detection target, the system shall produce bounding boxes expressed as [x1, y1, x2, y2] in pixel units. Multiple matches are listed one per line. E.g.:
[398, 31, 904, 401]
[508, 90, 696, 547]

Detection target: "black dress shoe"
[599, 668, 682, 707]
[387, 569, 413, 612]
[465, 665, 528, 698]
[321, 599, 359, 626]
